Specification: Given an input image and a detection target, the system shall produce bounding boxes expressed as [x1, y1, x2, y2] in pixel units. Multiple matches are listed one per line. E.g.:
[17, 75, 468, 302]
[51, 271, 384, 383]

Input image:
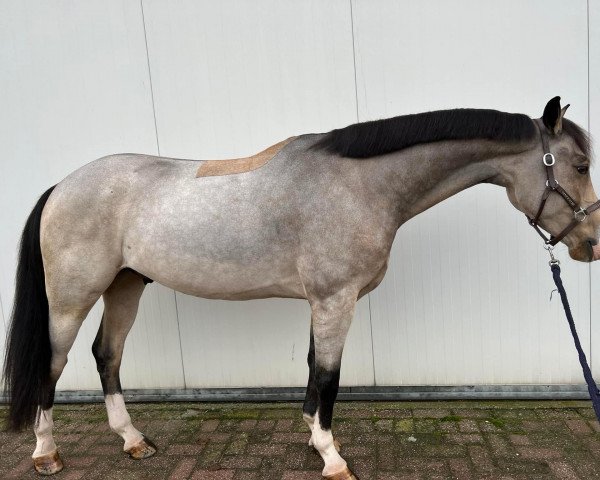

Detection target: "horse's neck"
[376, 139, 532, 225]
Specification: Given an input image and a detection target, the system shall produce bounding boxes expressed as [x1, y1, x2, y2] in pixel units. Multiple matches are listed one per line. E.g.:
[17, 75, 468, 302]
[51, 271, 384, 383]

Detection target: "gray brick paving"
[1, 400, 600, 479]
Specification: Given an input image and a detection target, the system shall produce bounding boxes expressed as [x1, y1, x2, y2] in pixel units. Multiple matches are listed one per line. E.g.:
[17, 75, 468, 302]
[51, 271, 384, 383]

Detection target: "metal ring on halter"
[574, 207, 588, 222]
[543, 153, 555, 166]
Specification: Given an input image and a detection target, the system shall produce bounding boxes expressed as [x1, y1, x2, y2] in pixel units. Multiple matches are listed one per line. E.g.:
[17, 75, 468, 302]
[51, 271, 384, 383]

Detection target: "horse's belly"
[160, 266, 303, 300]
[126, 244, 305, 300]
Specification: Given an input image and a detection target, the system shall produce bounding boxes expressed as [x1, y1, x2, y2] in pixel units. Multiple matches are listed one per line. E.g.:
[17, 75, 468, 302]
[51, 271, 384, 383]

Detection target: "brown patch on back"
[196, 137, 296, 178]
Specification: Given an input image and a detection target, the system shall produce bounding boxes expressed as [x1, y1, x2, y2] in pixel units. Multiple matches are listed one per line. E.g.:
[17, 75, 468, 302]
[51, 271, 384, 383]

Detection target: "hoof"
[323, 466, 359, 480]
[33, 450, 63, 476]
[125, 436, 158, 459]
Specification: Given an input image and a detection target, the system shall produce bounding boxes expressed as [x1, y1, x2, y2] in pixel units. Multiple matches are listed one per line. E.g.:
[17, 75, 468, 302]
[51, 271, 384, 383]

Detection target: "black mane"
[314, 108, 537, 158]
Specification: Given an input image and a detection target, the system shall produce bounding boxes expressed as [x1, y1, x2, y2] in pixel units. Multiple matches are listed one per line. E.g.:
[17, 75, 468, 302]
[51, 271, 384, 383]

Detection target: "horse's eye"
[576, 165, 589, 175]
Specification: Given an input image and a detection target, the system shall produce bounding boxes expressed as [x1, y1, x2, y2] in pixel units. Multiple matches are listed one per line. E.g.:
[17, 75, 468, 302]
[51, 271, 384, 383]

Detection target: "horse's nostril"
[588, 238, 598, 247]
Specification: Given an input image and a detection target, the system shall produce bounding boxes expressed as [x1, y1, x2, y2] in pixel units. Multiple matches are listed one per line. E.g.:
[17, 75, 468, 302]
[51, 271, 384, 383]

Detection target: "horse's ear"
[542, 96, 569, 134]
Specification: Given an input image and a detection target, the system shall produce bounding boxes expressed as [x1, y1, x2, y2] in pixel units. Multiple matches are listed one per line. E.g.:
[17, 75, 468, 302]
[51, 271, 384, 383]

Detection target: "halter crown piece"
[527, 119, 600, 249]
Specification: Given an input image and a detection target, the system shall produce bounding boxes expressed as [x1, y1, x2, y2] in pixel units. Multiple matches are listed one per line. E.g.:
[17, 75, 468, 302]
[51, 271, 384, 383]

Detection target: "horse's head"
[504, 97, 600, 262]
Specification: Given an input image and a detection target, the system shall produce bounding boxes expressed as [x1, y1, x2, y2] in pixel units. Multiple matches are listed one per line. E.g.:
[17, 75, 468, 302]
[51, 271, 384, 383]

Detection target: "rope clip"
[544, 244, 560, 266]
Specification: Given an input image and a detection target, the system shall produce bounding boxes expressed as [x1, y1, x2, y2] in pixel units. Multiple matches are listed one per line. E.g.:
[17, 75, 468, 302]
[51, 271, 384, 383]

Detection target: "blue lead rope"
[551, 263, 600, 422]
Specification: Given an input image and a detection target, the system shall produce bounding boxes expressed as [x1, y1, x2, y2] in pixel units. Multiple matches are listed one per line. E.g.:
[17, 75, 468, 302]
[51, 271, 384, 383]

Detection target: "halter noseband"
[527, 120, 600, 247]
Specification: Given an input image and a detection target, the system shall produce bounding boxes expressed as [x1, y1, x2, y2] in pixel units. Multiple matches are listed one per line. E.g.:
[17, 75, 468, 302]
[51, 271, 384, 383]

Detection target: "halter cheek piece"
[527, 120, 600, 247]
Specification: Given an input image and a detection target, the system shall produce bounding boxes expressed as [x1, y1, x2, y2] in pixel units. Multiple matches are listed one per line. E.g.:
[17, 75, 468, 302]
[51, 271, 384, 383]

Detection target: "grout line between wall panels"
[349, 0, 360, 123]
[350, 0, 376, 385]
[0, 291, 5, 331]
[140, 0, 187, 389]
[173, 292, 187, 389]
[140, 0, 161, 156]
[587, 0, 593, 374]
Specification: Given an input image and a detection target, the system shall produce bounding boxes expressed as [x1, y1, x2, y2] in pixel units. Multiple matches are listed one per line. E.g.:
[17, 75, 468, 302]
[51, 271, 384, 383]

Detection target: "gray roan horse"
[4, 97, 600, 478]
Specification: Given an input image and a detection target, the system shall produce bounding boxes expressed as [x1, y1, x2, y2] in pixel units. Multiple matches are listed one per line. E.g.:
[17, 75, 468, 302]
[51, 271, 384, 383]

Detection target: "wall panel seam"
[350, 0, 376, 386]
[140, 0, 161, 156]
[0, 291, 5, 330]
[349, 0, 360, 123]
[587, 0, 593, 372]
[173, 292, 187, 389]
[140, 0, 187, 389]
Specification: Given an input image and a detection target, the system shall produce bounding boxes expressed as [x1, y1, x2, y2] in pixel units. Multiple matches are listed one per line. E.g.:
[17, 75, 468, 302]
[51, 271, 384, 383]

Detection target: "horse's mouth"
[568, 239, 598, 262]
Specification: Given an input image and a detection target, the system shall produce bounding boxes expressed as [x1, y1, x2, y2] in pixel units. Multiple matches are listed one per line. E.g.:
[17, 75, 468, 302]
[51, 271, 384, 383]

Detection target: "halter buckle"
[543, 153, 555, 166]
[574, 207, 588, 222]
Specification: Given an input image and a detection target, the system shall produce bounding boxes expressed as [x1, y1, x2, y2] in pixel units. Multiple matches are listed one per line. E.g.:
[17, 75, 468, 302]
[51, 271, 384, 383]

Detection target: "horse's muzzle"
[593, 242, 600, 261]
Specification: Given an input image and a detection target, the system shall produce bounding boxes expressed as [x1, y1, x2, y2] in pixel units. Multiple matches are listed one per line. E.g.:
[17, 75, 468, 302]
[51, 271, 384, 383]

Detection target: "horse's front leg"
[305, 291, 358, 479]
[303, 328, 342, 453]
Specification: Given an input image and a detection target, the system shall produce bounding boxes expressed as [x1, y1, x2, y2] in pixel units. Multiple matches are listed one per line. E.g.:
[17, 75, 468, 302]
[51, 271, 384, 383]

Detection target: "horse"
[3, 96, 599, 479]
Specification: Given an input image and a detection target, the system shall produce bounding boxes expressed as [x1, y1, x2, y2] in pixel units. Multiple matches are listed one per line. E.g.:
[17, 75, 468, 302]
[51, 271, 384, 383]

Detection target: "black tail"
[3, 186, 56, 431]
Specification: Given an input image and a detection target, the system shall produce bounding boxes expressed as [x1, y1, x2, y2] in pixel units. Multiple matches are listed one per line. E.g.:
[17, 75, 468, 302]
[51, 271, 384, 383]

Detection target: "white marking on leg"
[33, 408, 57, 458]
[311, 411, 347, 476]
[105, 394, 143, 450]
[303, 413, 315, 446]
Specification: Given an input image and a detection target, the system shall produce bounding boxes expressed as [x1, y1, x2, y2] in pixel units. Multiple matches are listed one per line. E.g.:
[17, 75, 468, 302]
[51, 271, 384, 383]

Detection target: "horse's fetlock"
[311, 432, 334, 452]
[109, 417, 131, 434]
[35, 419, 53, 437]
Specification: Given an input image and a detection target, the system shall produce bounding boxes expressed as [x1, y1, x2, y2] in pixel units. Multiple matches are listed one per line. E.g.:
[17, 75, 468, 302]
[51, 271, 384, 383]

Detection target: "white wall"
[0, 0, 598, 392]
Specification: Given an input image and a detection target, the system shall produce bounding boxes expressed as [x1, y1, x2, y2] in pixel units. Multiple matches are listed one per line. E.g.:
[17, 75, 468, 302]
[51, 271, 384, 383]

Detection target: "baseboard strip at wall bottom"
[0, 384, 590, 404]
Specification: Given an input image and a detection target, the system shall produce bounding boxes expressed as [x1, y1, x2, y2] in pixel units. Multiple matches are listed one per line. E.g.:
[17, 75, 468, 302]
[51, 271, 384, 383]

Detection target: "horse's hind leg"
[33, 303, 96, 475]
[92, 269, 157, 459]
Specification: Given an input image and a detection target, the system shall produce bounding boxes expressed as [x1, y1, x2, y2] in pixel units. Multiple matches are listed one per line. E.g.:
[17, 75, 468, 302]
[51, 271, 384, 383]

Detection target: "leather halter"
[527, 120, 600, 246]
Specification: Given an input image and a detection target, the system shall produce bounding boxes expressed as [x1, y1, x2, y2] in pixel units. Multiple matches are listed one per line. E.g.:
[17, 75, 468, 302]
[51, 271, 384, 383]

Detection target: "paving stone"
[487, 433, 512, 457]
[219, 455, 262, 469]
[508, 434, 531, 446]
[190, 470, 234, 480]
[458, 419, 480, 433]
[548, 461, 580, 480]
[448, 458, 473, 479]
[565, 419, 593, 434]
[168, 443, 206, 456]
[246, 443, 286, 456]
[168, 457, 196, 480]
[517, 446, 562, 460]
[201, 420, 221, 432]
[275, 419, 294, 431]
[2, 401, 600, 479]
[447, 433, 483, 444]
[468, 445, 495, 473]
[282, 472, 318, 480]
